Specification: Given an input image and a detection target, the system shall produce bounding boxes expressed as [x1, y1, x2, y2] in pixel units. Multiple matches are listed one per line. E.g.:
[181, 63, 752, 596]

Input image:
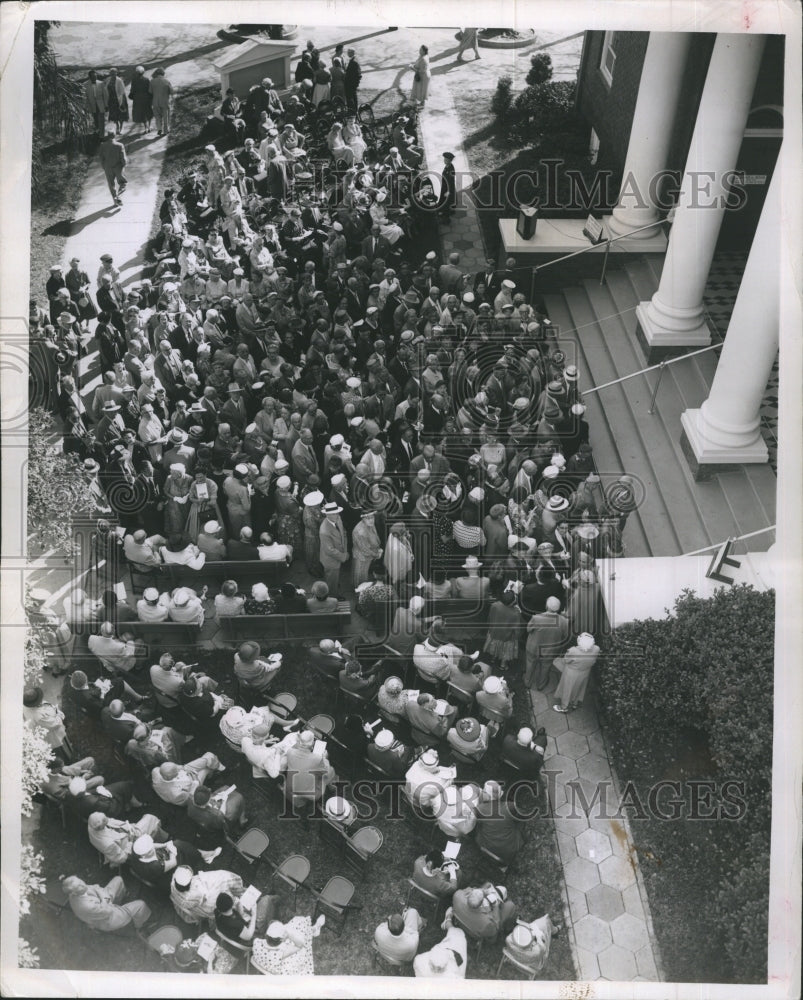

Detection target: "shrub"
[526, 52, 553, 86]
[713, 832, 769, 973]
[490, 75, 513, 122]
[508, 80, 579, 146]
[26, 407, 101, 555]
[21, 721, 55, 817]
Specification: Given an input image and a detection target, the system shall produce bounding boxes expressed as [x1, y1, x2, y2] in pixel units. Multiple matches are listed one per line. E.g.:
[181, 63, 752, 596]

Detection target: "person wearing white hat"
[170, 865, 244, 927]
[196, 518, 226, 562]
[475, 675, 514, 722]
[87, 811, 167, 866]
[525, 595, 570, 689]
[318, 498, 348, 598]
[413, 909, 467, 978]
[553, 632, 600, 712]
[167, 586, 205, 626]
[451, 555, 490, 602]
[129, 832, 210, 889]
[405, 748, 456, 811]
[136, 586, 170, 623]
[366, 727, 414, 777]
[251, 913, 326, 975]
[505, 913, 561, 974]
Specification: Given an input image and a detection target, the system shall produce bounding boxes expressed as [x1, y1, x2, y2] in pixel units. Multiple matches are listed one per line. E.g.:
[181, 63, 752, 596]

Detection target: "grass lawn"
[24, 636, 574, 980]
[29, 142, 95, 302]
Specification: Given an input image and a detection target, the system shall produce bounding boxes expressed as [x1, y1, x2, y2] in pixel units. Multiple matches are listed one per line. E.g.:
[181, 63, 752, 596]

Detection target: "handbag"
[414, 71, 421, 82]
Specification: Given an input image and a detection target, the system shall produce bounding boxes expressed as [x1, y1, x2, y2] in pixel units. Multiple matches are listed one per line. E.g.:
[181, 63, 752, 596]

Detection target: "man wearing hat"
[438, 152, 457, 221]
[451, 555, 491, 602]
[161, 426, 195, 473]
[493, 278, 517, 314]
[405, 747, 456, 811]
[98, 128, 127, 206]
[136, 586, 170, 623]
[128, 833, 211, 891]
[476, 674, 514, 722]
[318, 499, 349, 597]
[366, 728, 414, 778]
[23, 686, 69, 755]
[413, 909, 468, 978]
[167, 587, 206, 627]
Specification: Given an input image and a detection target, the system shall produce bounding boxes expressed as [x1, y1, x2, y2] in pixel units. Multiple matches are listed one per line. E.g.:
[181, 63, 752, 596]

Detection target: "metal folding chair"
[344, 826, 383, 877]
[496, 945, 538, 979]
[225, 827, 270, 867]
[268, 854, 311, 913]
[311, 875, 357, 936]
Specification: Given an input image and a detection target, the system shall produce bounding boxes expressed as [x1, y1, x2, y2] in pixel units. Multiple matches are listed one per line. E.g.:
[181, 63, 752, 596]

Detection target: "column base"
[635, 302, 712, 365]
[680, 409, 768, 481]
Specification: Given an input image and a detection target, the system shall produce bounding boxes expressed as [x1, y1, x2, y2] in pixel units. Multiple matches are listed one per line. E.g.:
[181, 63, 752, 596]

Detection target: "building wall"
[576, 31, 649, 177]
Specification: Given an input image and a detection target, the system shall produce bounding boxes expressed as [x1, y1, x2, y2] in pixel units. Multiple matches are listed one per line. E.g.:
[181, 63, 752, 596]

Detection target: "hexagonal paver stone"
[551, 812, 590, 838]
[586, 883, 625, 921]
[575, 946, 600, 980]
[598, 944, 637, 980]
[578, 751, 614, 783]
[599, 854, 637, 891]
[622, 882, 645, 919]
[611, 912, 650, 953]
[556, 829, 578, 863]
[573, 914, 612, 953]
[566, 884, 588, 922]
[635, 944, 659, 979]
[564, 776, 611, 819]
[544, 753, 579, 783]
[566, 704, 601, 735]
[535, 707, 569, 736]
[590, 816, 630, 856]
[556, 730, 590, 759]
[576, 827, 613, 863]
[564, 856, 601, 893]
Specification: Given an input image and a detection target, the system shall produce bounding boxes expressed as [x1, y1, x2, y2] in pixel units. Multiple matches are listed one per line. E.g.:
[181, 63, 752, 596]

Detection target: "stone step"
[583, 279, 744, 551]
[563, 283, 706, 554]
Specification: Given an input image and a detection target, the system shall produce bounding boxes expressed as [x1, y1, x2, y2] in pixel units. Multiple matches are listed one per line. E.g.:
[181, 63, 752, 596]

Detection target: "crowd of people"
[24, 30, 639, 979]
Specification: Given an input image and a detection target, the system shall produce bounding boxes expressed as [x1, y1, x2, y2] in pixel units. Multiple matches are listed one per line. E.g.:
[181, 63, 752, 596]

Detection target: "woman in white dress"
[327, 122, 355, 167]
[170, 866, 244, 925]
[342, 117, 367, 163]
[252, 916, 326, 976]
[369, 189, 405, 245]
[410, 45, 431, 106]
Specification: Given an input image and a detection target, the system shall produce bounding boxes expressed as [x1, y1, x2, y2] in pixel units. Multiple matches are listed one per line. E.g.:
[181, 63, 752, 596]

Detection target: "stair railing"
[580, 342, 724, 411]
[527, 218, 671, 302]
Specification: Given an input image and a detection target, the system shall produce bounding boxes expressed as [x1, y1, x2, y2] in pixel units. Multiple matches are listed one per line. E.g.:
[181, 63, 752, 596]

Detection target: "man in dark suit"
[344, 48, 362, 110]
[361, 224, 392, 264]
[390, 424, 418, 476]
[100, 699, 142, 743]
[501, 726, 548, 777]
[409, 443, 451, 484]
[473, 256, 502, 305]
[226, 527, 260, 560]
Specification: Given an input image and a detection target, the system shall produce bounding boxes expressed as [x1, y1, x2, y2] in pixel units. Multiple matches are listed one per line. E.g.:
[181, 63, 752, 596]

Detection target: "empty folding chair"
[344, 826, 383, 877]
[311, 875, 358, 936]
[268, 853, 311, 913]
[225, 827, 270, 868]
[496, 945, 538, 980]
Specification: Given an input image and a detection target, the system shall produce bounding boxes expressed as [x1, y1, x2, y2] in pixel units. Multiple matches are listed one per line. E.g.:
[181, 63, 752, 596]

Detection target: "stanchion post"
[599, 239, 612, 286]
[648, 361, 667, 414]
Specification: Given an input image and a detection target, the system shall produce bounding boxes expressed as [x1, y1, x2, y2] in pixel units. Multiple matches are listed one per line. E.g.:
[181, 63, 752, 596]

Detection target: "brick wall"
[576, 31, 649, 178]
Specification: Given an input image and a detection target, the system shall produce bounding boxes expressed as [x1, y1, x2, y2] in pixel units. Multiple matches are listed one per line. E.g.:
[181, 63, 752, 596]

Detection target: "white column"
[636, 33, 767, 354]
[680, 160, 779, 467]
[608, 32, 691, 238]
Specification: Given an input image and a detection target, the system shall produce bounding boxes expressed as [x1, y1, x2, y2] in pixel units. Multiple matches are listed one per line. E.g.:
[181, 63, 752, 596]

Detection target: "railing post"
[648, 360, 667, 414]
[530, 266, 539, 306]
[599, 240, 612, 286]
